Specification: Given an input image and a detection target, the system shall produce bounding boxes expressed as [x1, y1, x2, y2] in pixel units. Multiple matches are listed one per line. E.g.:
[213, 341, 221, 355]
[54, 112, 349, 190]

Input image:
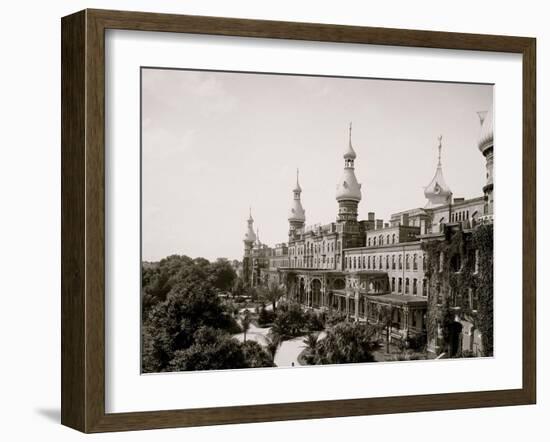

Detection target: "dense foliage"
[422, 224, 493, 357]
[313, 322, 378, 365]
[141, 255, 273, 372]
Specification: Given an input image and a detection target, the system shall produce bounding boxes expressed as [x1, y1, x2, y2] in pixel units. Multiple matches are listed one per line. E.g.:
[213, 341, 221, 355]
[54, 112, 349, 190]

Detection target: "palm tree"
[265, 333, 281, 362]
[241, 310, 251, 343]
[259, 282, 285, 311]
[302, 333, 319, 364]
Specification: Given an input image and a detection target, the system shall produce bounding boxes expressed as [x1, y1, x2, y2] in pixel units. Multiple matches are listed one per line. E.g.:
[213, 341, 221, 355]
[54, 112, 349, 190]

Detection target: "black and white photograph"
[140, 68, 494, 374]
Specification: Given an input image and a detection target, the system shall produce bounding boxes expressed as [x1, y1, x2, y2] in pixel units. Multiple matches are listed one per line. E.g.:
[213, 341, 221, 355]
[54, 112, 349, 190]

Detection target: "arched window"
[353, 257, 357, 269]
[379, 235, 383, 245]
[378, 255, 382, 269]
[367, 256, 371, 269]
[391, 277, 396, 292]
[362, 256, 366, 268]
[392, 234, 396, 244]
[399, 255, 403, 270]
[373, 237, 377, 246]
[422, 255, 426, 270]
[422, 278, 428, 296]
[386, 235, 390, 244]
[406, 254, 410, 270]
[413, 254, 418, 270]
[367, 238, 371, 247]
[385, 255, 389, 270]
[398, 277, 403, 292]
[392, 255, 396, 270]
[413, 278, 418, 295]
[405, 278, 410, 294]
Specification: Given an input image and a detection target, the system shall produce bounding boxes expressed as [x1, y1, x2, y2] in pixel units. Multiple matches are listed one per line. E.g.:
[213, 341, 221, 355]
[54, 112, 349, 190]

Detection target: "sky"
[141, 68, 493, 262]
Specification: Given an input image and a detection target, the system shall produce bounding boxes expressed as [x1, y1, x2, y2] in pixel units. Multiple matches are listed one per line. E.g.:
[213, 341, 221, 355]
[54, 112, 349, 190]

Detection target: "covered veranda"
[363, 293, 428, 340]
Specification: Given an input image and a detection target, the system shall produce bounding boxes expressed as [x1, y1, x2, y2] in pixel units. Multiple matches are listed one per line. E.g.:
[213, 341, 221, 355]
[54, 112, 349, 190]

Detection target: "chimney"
[401, 213, 409, 226]
[368, 212, 375, 221]
[384, 222, 389, 228]
[376, 219, 383, 230]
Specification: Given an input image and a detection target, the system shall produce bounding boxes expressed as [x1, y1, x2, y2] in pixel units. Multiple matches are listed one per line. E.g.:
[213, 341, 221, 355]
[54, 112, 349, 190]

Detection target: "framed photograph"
[61, 9, 536, 433]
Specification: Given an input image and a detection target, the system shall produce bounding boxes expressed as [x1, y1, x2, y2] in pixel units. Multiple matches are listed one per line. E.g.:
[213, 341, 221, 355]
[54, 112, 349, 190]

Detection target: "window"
[386, 235, 390, 244]
[413, 278, 417, 295]
[392, 255, 396, 270]
[379, 235, 383, 245]
[373, 237, 377, 246]
[385, 255, 389, 270]
[406, 254, 410, 270]
[368, 238, 371, 247]
[405, 278, 410, 294]
[379, 255, 382, 269]
[367, 256, 371, 269]
[422, 278, 428, 296]
[413, 254, 418, 270]
[362, 256, 366, 268]
[398, 277, 402, 292]
[422, 255, 426, 271]
[391, 277, 396, 292]
[451, 288, 458, 307]
[353, 257, 357, 269]
[399, 255, 403, 270]
[392, 233, 396, 244]
[451, 254, 462, 272]
[471, 288, 479, 310]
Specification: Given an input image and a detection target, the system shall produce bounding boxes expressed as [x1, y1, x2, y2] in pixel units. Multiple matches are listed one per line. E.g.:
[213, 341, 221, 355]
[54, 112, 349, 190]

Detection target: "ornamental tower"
[336, 123, 362, 222]
[477, 107, 494, 217]
[288, 169, 306, 237]
[242, 208, 256, 286]
[424, 135, 453, 208]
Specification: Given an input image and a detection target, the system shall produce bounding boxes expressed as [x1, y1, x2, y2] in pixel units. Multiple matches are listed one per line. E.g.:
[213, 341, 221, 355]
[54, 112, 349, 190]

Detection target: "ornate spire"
[336, 123, 362, 203]
[243, 208, 256, 243]
[288, 168, 306, 224]
[343, 122, 357, 162]
[293, 168, 302, 194]
[424, 136, 452, 208]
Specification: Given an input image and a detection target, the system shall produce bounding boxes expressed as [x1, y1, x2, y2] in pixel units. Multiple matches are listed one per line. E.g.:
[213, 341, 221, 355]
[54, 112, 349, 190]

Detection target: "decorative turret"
[243, 208, 257, 245]
[288, 169, 306, 235]
[336, 123, 362, 222]
[477, 106, 494, 217]
[242, 208, 256, 287]
[424, 135, 452, 208]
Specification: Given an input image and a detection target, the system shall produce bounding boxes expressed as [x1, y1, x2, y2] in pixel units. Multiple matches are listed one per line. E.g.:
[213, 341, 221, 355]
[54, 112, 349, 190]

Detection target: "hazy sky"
[141, 68, 492, 262]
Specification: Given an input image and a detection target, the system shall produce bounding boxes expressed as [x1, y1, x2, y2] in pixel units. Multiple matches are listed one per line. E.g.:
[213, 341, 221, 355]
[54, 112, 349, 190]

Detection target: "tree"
[264, 333, 281, 362]
[168, 327, 247, 372]
[375, 304, 393, 354]
[315, 322, 378, 365]
[142, 276, 239, 372]
[259, 282, 285, 311]
[302, 333, 319, 364]
[210, 258, 237, 292]
[241, 341, 275, 368]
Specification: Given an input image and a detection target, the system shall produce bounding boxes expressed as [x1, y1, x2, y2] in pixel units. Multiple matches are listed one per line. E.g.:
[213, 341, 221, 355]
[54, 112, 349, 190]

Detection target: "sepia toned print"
[141, 68, 494, 373]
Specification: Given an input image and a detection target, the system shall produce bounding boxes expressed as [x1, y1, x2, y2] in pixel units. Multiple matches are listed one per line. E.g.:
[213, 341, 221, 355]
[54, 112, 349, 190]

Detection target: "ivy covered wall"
[422, 223, 493, 357]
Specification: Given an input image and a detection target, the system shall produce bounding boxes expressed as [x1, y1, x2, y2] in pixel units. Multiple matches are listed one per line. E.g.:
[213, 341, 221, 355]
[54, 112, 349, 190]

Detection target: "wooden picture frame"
[61, 8, 536, 433]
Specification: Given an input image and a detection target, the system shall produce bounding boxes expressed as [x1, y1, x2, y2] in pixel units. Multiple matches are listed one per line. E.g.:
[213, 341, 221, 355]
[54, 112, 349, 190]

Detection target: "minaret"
[242, 208, 256, 286]
[424, 135, 452, 208]
[336, 123, 362, 222]
[478, 107, 494, 217]
[288, 169, 306, 237]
